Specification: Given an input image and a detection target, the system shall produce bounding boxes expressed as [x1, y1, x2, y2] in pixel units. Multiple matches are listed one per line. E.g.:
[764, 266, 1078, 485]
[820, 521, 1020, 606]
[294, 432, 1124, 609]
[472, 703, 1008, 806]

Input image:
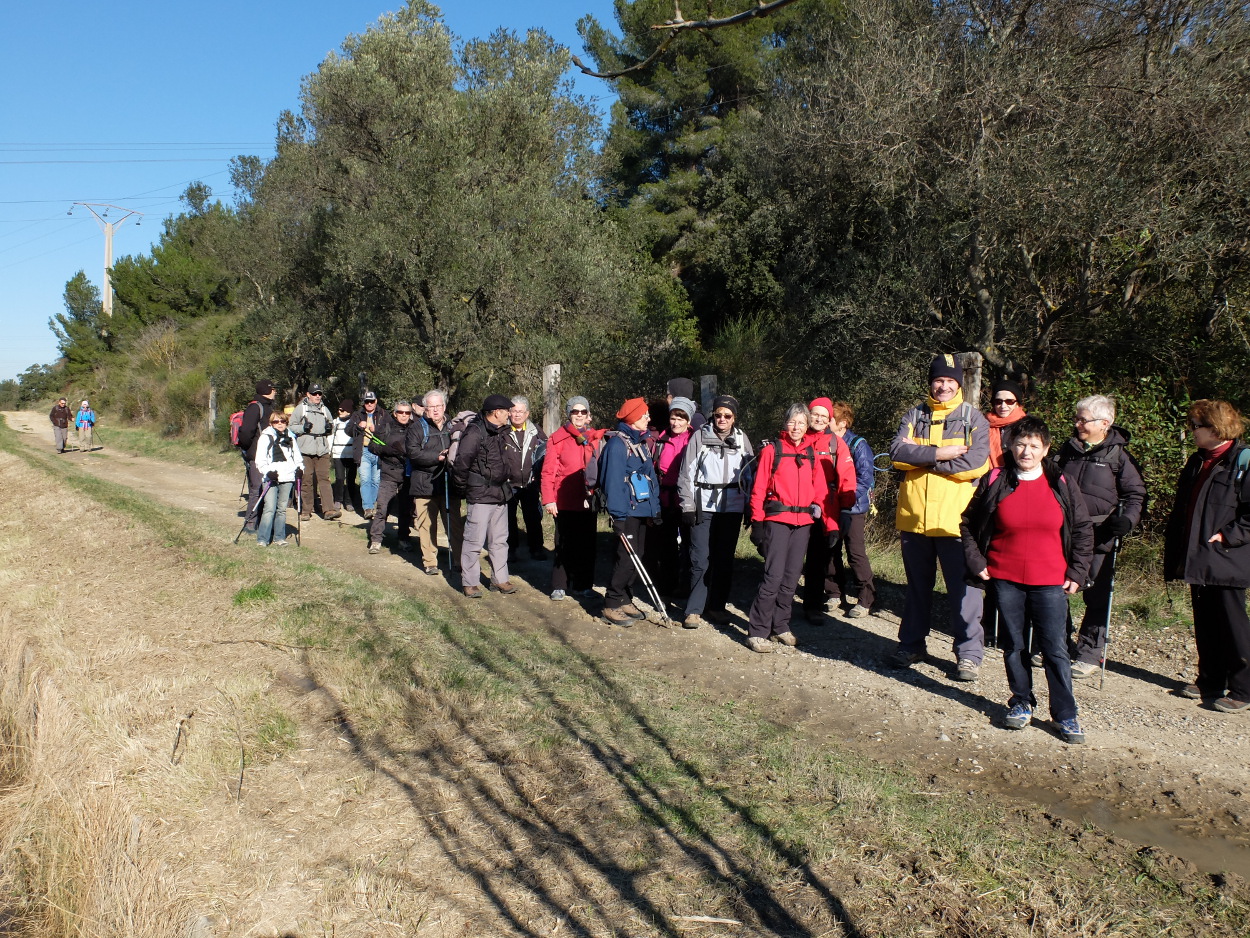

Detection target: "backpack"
[582, 432, 613, 513]
[763, 438, 819, 516]
[585, 431, 653, 511]
[444, 411, 478, 465]
[229, 400, 257, 448]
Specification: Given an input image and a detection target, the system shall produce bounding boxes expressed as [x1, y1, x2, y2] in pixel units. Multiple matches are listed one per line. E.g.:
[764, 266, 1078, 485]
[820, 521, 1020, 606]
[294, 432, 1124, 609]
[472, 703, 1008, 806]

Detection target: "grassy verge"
[65, 414, 242, 475]
[0, 414, 1244, 936]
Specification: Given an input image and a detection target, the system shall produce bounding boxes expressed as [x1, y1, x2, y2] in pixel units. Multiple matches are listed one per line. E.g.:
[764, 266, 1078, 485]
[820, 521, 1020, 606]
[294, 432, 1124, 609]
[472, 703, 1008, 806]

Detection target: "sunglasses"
[395, 410, 412, 416]
[713, 412, 734, 420]
[272, 418, 288, 424]
[992, 398, 1017, 406]
[569, 409, 589, 415]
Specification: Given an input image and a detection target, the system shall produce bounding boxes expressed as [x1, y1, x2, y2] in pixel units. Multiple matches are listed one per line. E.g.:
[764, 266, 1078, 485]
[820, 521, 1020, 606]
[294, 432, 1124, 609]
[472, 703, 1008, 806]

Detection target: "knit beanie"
[566, 395, 590, 415]
[668, 396, 696, 420]
[991, 378, 1025, 402]
[712, 394, 739, 417]
[338, 398, 355, 413]
[667, 377, 695, 399]
[809, 396, 833, 418]
[616, 397, 649, 425]
[928, 354, 962, 384]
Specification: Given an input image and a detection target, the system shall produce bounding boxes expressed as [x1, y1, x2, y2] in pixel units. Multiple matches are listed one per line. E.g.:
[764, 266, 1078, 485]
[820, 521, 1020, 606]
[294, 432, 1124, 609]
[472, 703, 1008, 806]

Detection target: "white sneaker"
[746, 636, 773, 654]
[550, 589, 567, 601]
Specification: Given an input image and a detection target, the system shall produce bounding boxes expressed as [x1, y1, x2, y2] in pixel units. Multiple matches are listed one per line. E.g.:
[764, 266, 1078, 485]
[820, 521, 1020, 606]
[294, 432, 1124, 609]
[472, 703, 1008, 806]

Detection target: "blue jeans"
[995, 579, 1077, 721]
[359, 450, 381, 511]
[257, 481, 293, 545]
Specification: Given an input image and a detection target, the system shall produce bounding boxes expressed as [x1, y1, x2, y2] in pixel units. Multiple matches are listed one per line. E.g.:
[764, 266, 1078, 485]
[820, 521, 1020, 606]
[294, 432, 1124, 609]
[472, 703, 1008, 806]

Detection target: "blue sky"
[0, 0, 619, 382]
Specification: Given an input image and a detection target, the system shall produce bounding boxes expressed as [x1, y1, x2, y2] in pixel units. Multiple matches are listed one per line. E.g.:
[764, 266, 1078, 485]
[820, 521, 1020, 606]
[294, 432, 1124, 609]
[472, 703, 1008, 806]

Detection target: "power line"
[1, 158, 241, 165]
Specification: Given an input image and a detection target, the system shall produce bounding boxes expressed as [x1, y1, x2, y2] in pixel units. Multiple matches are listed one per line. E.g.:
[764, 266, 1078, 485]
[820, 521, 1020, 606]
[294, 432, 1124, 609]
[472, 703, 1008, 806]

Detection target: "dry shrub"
[0, 622, 193, 936]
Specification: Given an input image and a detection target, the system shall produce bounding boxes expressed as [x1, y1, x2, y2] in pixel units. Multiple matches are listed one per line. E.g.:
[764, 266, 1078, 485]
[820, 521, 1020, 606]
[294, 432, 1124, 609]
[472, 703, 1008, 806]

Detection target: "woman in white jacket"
[678, 395, 754, 628]
[254, 411, 305, 546]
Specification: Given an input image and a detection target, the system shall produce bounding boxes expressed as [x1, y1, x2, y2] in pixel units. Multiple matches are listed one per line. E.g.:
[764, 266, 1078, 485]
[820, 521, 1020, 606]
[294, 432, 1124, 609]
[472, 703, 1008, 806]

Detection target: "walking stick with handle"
[618, 527, 671, 626]
[235, 479, 272, 544]
[1098, 502, 1127, 691]
[295, 477, 303, 546]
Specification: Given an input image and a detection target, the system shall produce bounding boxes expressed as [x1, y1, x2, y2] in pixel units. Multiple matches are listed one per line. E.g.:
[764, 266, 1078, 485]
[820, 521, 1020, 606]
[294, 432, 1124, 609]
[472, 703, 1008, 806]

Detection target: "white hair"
[1075, 394, 1116, 423]
[511, 395, 529, 410]
[422, 389, 447, 407]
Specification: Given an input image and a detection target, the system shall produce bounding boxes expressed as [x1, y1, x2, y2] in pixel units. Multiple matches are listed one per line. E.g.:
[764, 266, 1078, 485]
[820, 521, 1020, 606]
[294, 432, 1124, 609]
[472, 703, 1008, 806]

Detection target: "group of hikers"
[224, 357, 1250, 743]
[47, 397, 97, 453]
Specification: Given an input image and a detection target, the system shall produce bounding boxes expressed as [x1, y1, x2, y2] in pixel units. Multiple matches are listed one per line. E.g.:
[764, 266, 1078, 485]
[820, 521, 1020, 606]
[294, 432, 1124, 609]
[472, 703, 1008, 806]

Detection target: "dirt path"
[7, 412, 1249, 880]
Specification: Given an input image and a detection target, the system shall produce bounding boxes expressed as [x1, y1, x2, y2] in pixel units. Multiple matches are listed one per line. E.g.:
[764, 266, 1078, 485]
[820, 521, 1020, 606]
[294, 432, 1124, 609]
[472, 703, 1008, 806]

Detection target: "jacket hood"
[1064, 423, 1132, 454]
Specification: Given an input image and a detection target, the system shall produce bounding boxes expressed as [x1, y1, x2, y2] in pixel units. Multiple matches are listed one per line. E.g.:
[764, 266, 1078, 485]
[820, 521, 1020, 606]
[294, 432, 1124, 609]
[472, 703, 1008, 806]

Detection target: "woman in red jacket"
[540, 396, 607, 601]
[746, 404, 834, 653]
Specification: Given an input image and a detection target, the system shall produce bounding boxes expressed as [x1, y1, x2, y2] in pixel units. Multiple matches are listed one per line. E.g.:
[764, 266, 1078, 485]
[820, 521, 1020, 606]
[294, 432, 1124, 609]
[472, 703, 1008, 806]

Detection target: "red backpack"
[229, 401, 257, 447]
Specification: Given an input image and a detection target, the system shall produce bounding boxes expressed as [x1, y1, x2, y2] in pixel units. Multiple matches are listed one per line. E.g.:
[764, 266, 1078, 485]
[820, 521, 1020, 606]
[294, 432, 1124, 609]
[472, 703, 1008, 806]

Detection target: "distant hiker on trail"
[745, 403, 834, 653]
[238, 380, 277, 533]
[888, 354, 990, 682]
[643, 394, 695, 600]
[678, 394, 753, 629]
[961, 416, 1094, 744]
[987, 379, 1028, 469]
[1054, 394, 1146, 681]
[453, 394, 516, 598]
[347, 391, 387, 520]
[49, 397, 70, 453]
[600, 397, 661, 627]
[503, 395, 548, 561]
[829, 401, 876, 618]
[330, 398, 359, 515]
[800, 397, 857, 625]
[1164, 400, 1250, 714]
[290, 385, 341, 521]
[254, 410, 304, 547]
[408, 390, 464, 576]
[74, 399, 96, 451]
[541, 395, 606, 603]
[365, 400, 413, 555]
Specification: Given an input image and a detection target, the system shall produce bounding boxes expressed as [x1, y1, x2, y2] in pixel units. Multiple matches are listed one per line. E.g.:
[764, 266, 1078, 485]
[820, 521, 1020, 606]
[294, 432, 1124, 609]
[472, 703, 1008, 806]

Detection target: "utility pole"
[69, 202, 143, 317]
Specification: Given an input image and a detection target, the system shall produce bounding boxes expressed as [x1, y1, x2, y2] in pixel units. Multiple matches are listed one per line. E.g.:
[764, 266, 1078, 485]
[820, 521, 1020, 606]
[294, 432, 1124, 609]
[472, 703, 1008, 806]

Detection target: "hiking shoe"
[888, 649, 925, 669]
[424, 566, 440, 576]
[576, 588, 597, 599]
[845, 604, 870, 619]
[1180, 684, 1203, 700]
[805, 608, 828, 626]
[463, 585, 483, 599]
[704, 609, 730, 625]
[299, 514, 312, 522]
[1003, 703, 1033, 730]
[324, 510, 342, 521]
[1057, 717, 1085, 744]
[771, 631, 797, 646]
[368, 542, 381, 554]
[551, 589, 567, 602]
[954, 659, 981, 682]
[1071, 660, 1100, 680]
[273, 539, 288, 547]
[364, 509, 375, 520]
[491, 580, 519, 595]
[397, 539, 414, 552]
[682, 614, 703, 629]
[603, 606, 635, 627]
[746, 636, 773, 654]
[1029, 653, 1044, 669]
[1213, 697, 1250, 713]
[255, 540, 269, 548]
[620, 602, 647, 620]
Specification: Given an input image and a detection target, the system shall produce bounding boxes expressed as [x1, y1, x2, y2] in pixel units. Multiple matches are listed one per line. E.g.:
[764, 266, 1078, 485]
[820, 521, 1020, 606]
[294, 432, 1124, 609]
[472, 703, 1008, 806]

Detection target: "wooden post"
[542, 364, 562, 436]
[959, 352, 983, 409]
[207, 382, 217, 433]
[699, 375, 717, 417]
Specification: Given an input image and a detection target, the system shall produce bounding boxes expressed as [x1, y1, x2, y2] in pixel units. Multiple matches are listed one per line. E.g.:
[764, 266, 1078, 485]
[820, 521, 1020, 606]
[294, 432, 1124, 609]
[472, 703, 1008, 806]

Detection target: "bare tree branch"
[572, 0, 804, 79]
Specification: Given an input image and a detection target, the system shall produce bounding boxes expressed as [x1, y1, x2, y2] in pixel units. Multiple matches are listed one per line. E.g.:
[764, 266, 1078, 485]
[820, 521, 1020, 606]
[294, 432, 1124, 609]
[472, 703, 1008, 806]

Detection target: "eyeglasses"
[272, 418, 288, 424]
[992, 398, 1017, 406]
[713, 412, 734, 420]
[1074, 416, 1106, 425]
[569, 409, 589, 415]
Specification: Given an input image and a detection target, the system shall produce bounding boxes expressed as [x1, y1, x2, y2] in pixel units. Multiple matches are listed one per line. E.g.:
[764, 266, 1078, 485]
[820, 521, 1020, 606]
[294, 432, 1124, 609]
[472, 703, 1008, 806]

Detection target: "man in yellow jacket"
[888, 354, 991, 681]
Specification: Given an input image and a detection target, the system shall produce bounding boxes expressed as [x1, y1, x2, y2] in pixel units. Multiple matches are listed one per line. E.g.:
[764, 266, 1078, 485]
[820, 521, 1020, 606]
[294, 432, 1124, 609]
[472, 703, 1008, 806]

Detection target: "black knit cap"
[712, 394, 739, 416]
[928, 354, 962, 384]
[667, 377, 695, 398]
[991, 378, 1025, 402]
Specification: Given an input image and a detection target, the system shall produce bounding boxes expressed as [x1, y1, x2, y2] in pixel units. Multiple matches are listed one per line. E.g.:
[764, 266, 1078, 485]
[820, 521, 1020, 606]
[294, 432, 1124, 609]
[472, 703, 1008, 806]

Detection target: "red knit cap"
[809, 397, 833, 417]
[616, 397, 649, 425]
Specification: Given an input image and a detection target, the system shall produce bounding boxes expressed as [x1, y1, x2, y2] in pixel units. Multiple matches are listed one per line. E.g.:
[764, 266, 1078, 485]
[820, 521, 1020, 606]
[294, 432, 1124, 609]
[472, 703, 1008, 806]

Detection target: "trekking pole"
[442, 472, 453, 571]
[1098, 535, 1123, 691]
[235, 479, 272, 544]
[91, 427, 104, 449]
[295, 478, 303, 546]
[618, 529, 672, 627]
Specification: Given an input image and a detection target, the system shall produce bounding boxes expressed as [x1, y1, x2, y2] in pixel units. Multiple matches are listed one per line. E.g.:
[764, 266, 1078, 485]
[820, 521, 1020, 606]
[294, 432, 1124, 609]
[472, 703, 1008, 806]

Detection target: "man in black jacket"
[408, 390, 463, 574]
[453, 394, 515, 598]
[1054, 394, 1147, 679]
[49, 397, 71, 453]
[238, 380, 277, 532]
[366, 401, 413, 554]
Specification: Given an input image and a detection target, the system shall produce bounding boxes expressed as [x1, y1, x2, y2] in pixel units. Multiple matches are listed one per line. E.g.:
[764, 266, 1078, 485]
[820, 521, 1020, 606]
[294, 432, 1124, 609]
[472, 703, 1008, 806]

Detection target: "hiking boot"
[491, 580, 519, 595]
[530, 546, 549, 560]
[299, 514, 312, 522]
[424, 565, 440, 576]
[603, 606, 635, 627]
[888, 648, 925, 669]
[463, 585, 483, 599]
[620, 603, 647, 620]
[368, 542, 381, 554]
[746, 636, 773, 654]
[1003, 703, 1033, 730]
[954, 659, 980, 682]
[550, 589, 567, 601]
[682, 614, 704, 630]
[805, 607, 828, 625]
[364, 508, 375, 520]
[704, 609, 730, 625]
[771, 630, 797, 647]
[1213, 697, 1250, 713]
[1071, 660, 1100, 680]
[845, 604, 870, 619]
[1057, 717, 1085, 744]
[1179, 684, 1203, 700]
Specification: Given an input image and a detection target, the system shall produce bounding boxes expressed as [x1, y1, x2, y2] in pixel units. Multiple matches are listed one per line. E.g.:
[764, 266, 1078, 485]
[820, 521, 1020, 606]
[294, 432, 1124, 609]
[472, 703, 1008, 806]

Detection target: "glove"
[295, 468, 304, 480]
[682, 511, 697, 527]
[1105, 515, 1132, 537]
[611, 517, 628, 536]
[266, 471, 279, 483]
[648, 515, 663, 527]
[749, 521, 767, 550]
[827, 530, 841, 549]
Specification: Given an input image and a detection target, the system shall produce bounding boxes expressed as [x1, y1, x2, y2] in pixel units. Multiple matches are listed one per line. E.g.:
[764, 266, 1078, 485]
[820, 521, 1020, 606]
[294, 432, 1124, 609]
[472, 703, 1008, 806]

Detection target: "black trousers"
[551, 510, 597, 592]
[508, 484, 545, 552]
[643, 505, 688, 597]
[1191, 585, 1250, 701]
[749, 522, 809, 638]
[607, 517, 648, 609]
[829, 510, 876, 609]
[685, 511, 741, 617]
[332, 456, 360, 512]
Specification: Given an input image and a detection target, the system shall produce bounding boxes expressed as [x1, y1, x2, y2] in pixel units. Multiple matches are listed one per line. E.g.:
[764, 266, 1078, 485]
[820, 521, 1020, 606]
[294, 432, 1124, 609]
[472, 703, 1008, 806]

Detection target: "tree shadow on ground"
[298, 602, 865, 938]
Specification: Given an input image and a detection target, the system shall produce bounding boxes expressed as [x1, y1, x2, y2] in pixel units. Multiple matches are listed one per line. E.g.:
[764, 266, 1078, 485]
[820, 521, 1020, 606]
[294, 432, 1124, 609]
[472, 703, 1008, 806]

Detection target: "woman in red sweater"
[746, 404, 835, 653]
[961, 416, 1094, 743]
